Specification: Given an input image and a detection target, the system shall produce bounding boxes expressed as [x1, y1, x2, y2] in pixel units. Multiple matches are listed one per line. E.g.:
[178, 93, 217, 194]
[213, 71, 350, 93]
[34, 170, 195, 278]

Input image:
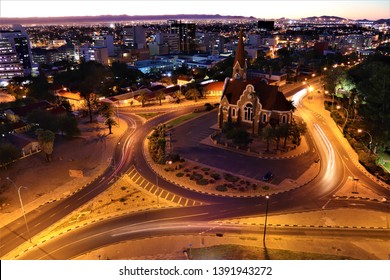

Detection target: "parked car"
[262, 171, 273, 181]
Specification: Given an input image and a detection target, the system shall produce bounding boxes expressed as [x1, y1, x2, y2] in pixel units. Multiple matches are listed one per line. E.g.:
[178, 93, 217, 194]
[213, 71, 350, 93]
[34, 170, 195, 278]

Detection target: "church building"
[218, 30, 294, 135]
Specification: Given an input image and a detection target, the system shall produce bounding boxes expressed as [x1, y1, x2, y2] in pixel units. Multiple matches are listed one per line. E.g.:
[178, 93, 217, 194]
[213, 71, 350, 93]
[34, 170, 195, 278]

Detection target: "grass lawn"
[190, 244, 354, 260]
[136, 112, 162, 119]
[166, 112, 201, 127]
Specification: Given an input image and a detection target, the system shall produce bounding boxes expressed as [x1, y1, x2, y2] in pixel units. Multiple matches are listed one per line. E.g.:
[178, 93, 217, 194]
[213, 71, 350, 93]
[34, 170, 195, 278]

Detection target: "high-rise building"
[155, 33, 180, 53]
[122, 26, 146, 49]
[169, 20, 196, 53]
[76, 44, 109, 65]
[0, 24, 33, 76]
[93, 35, 115, 56]
[0, 38, 24, 80]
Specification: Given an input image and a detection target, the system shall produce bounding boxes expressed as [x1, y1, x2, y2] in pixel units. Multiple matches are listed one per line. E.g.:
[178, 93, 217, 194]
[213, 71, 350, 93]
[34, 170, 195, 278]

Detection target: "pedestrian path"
[127, 166, 203, 207]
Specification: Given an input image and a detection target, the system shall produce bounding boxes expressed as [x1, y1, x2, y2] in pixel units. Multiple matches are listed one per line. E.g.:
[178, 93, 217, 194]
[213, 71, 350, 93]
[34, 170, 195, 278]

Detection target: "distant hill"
[375, 19, 390, 24]
[0, 14, 255, 25]
[301, 15, 347, 21]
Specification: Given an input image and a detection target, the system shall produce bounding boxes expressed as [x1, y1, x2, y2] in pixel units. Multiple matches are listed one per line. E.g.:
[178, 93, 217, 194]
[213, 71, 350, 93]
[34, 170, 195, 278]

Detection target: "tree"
[185, 88, 201, 102]
[279, 123, 290, 148]
[56, 61, 112, 123]
[57, 115, 81, 137]
[28, 74, 53, 101]
[139, 91, 149, 107]
[105, 117, 117, 134]
[155, 90, 166, 105]
[262, 124, 274, 152]
[36, 129, 55, 162]
[349, 58, 390, 147]
[0, 143, 20, 167]
[99, 102, 117, 134]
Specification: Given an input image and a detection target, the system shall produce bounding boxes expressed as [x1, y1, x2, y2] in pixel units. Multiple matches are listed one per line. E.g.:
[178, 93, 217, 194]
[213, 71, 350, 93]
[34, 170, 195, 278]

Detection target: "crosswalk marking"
[127, 166, 201, 207]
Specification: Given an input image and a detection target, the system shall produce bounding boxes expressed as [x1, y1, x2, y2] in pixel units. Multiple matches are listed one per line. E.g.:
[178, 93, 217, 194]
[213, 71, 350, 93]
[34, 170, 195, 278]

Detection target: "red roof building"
[218, 31, 294, 135]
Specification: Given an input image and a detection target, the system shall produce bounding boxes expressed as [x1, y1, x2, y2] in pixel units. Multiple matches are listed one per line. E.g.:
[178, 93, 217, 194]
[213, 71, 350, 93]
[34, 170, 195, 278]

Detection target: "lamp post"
[357, 129, 372, 152]
[156, 173, 159, 207]
[263, 195, 270, 246]
[6, 177, 31, 243]
[336, 105, 348, 132]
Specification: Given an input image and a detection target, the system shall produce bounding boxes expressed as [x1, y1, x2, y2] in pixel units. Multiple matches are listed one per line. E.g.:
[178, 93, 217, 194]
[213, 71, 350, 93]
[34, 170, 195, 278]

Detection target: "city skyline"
[0, 0, 389, 21]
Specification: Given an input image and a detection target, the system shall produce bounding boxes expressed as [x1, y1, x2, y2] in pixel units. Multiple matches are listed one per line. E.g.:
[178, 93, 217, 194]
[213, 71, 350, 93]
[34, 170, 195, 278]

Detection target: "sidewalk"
[0, 117, 128, 228]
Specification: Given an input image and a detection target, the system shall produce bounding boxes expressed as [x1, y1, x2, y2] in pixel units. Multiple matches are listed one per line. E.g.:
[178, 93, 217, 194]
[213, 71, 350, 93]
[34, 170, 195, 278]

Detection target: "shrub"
[191, 173, 203, 180]
[176, 172, 184, 177]
[121, 186, 127, 191]
[201, 167, 210, 171]
[211, 173, 221, 180]
[224, 173, 239, 182]
[262, 185, 269, 190]
[197, 178, 209, 185]
[216, 185, 228, 192]
[119, 197, 127, 202]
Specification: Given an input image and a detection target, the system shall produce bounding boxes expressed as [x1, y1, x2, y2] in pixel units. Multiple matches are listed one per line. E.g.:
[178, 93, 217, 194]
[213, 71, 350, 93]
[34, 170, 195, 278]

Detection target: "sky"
[0, 0, 389, 20]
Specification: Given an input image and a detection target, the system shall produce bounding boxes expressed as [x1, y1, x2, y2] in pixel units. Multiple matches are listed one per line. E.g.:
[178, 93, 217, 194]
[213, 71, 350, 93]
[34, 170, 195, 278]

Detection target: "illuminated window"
[244, 103, 253, 121]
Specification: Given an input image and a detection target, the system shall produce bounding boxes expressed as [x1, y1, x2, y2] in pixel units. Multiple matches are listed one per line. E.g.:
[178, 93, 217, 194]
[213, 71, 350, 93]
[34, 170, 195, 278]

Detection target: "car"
[262, 171, 273, 181]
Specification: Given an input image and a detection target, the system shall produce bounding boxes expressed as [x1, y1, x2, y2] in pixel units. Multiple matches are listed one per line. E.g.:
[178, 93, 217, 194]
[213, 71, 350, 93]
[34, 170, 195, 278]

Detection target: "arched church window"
[244, 103, 253, 121]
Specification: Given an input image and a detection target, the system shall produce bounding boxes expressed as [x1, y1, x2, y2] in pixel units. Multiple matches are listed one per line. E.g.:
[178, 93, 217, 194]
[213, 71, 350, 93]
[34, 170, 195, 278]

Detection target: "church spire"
[232, 29, 247, 80]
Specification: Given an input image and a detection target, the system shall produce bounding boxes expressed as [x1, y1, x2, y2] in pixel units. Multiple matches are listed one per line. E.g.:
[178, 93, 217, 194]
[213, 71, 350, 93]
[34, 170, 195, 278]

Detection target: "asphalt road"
[2, 86, 389, 259]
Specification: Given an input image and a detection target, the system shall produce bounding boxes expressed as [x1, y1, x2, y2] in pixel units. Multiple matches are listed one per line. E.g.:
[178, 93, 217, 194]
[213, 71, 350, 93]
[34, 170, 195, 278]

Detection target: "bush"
[211, 173, 221, 180]
[121, 186, 127, 190]
[262, 185, 269, 190]
[191, 173, 203, 181]
[201, 167, 210, 171]
[216, 185, 228, 192]
[196, 178, 209, 185]
[224, 173, 239, 182]
[176, 172, 184, 177]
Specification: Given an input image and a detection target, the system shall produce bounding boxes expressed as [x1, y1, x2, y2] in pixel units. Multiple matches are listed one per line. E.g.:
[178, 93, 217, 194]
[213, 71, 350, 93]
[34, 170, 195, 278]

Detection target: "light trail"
[314, 123, 335, 174]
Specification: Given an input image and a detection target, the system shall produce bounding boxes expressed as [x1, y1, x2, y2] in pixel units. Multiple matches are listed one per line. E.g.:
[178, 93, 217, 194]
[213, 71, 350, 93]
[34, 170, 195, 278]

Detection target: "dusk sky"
[0, 0, 389, 20]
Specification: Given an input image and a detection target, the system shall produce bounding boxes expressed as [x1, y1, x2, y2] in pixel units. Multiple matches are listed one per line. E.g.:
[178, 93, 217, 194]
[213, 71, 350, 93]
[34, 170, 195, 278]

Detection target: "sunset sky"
[0, 0, 389, 20]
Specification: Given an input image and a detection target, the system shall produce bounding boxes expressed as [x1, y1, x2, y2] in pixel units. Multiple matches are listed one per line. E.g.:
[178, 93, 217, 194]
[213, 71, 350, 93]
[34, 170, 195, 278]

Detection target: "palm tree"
[262, 124, 274, 153]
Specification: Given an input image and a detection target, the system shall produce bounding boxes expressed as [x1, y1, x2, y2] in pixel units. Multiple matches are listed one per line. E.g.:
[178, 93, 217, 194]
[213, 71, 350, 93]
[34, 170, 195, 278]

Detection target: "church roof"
[234, 29, 246, 69]
[222, 78, 292, 112]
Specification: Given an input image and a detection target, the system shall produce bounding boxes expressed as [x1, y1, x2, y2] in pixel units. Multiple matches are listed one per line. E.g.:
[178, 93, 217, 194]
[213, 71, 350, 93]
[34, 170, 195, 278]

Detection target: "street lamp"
[357, 129, 373, 152]
[156, 173, 160, 207]
[336, 105, 348, 132]
[263, 195, 270, 246]
[6, 177, 31, 243]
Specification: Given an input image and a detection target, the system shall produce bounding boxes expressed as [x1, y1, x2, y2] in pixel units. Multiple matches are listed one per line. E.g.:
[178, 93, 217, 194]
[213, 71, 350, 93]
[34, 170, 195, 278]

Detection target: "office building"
[0, 38, 24, 80]
[169, 20, 196, 53]
[0, 24, 33, 76]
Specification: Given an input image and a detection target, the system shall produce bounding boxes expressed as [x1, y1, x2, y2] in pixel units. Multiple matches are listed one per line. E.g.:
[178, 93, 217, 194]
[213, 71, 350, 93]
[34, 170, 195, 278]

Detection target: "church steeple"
[232, 29, 247, 81]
